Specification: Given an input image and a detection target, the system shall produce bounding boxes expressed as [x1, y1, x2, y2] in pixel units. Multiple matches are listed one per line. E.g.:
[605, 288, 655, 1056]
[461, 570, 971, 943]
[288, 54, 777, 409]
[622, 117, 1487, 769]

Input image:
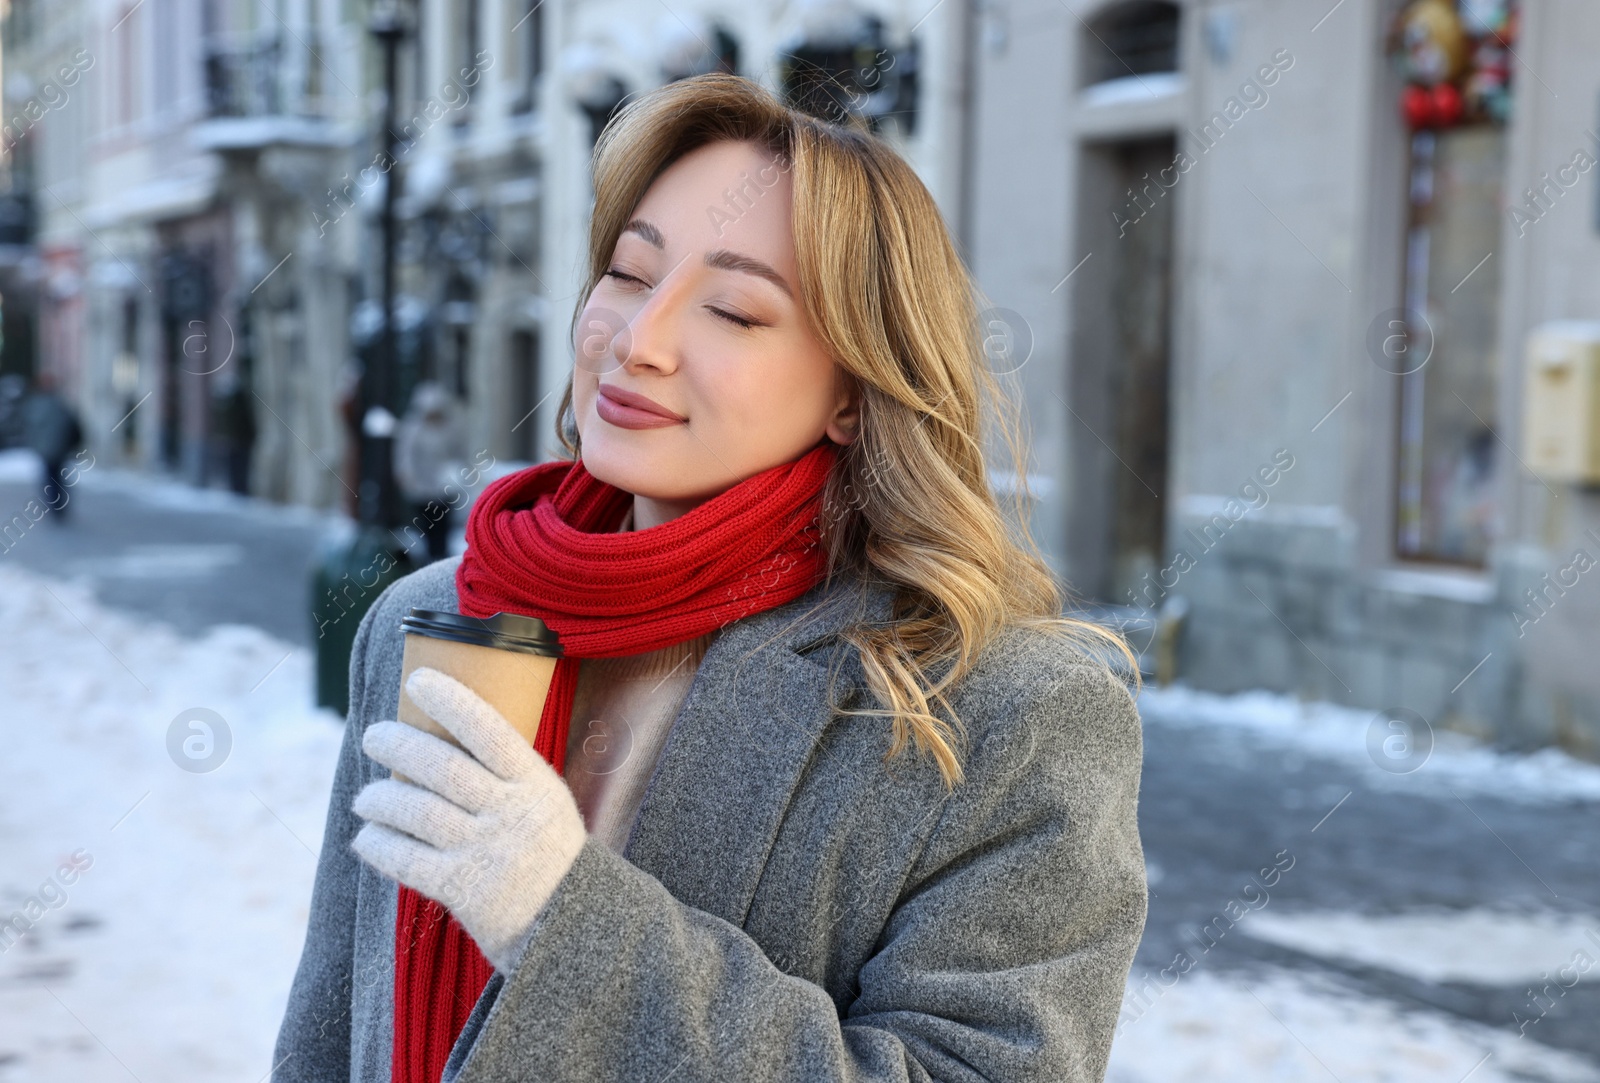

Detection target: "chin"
[579, 435, 687, 499]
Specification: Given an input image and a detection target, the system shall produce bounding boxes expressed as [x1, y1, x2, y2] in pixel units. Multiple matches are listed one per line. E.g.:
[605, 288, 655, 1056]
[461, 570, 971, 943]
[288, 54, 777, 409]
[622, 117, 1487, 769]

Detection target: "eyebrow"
[621, 218, 794, 300]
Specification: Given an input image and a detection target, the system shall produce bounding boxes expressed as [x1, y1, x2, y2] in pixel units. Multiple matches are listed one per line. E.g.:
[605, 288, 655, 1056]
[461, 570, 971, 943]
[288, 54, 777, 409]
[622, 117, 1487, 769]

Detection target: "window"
[508, 330, 538, 462]
[1081, 1, 1180, 88]
[116, 3, 140, 128]
[509, 0, 544, 115]
[453, 0, 481, 123]
[777, 15, 907, 135]
[153, 0, 179, 115]
[1390, 0, 1517, 565]
[1395, 128, 1504, 565]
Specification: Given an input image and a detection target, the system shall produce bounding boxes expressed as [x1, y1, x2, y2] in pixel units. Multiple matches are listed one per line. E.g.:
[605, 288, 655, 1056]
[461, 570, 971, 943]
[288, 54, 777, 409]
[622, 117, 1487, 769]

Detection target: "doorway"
[1068, 135, 1176, 604]
[508, 329, 539, 462]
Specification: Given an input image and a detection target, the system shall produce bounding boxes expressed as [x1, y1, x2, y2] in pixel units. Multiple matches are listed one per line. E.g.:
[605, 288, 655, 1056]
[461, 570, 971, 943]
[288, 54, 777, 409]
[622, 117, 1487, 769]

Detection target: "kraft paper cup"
[393, 608, 563, 785]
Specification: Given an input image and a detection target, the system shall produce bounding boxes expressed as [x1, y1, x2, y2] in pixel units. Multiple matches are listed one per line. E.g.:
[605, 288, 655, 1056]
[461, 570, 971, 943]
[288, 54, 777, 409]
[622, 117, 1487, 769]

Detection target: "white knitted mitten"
[350, 665, 588, 973]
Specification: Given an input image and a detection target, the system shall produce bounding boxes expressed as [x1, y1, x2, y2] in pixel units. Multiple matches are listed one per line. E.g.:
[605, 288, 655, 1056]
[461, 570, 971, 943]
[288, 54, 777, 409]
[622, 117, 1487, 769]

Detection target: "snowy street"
[2, 453, 1597, 1082]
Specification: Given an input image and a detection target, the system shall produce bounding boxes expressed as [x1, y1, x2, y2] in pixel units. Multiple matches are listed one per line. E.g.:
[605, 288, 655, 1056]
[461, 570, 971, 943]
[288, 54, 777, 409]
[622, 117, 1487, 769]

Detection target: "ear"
[825, 368, 861, 447]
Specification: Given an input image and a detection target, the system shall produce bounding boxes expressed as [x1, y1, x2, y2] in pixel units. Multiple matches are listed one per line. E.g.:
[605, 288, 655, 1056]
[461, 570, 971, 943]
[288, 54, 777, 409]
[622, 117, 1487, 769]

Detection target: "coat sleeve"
[271, 597, 383, 1082]
[443, 661, 1148, 1083]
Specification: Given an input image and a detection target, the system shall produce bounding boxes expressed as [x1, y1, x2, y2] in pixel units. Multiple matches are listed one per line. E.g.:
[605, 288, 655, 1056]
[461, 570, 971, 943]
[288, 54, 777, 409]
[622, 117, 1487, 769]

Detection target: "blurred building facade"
[5, 0, 1600, 753]
[1, 0, 968, 502]
[971, 0, 1600, 752]
[3, 0, 369, 505]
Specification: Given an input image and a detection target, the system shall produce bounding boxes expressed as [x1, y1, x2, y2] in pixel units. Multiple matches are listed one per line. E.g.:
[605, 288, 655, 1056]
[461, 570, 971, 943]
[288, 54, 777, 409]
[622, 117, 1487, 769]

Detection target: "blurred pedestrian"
[208, 365, 258, 495]
[0, 373, 28, 449]
[393, 379, 465, 564]
[21, 371, 84, 522]
[335, 359, 363, 520]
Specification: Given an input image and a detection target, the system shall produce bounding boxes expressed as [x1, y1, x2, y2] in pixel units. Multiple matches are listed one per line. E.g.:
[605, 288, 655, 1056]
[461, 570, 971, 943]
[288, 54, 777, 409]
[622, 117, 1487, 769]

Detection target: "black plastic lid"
[401, 607, 564, 657]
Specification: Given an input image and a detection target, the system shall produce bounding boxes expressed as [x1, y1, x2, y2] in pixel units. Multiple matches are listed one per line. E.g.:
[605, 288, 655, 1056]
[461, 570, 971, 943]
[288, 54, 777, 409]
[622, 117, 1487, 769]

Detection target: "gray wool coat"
[272, 552, 1147, 1083]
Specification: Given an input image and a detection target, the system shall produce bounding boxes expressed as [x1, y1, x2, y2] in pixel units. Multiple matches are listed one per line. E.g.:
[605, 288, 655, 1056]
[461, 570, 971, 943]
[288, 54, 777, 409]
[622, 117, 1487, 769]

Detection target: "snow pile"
[0, 447, 38, 483]
[1238, 907, 1600, 986]
[0, 563, 344, 1083]
[1107, 967, 1600, 1083]
[1138, 684, 1600, 805]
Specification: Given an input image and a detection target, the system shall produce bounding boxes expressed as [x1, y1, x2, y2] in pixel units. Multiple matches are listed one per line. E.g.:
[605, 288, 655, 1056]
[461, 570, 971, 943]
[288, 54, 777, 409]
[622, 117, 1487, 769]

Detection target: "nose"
[611, 270, 689, 377]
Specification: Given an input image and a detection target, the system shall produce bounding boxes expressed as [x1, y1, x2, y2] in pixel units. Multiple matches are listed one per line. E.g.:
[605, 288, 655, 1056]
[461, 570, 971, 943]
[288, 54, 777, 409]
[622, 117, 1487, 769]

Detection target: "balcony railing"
[202, 33, 342, 120]
[205, 36, 281, 117]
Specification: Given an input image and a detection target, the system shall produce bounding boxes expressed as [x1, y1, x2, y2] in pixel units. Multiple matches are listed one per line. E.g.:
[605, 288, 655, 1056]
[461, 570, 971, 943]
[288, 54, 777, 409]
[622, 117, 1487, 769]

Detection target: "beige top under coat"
[561, 503, 721, 853]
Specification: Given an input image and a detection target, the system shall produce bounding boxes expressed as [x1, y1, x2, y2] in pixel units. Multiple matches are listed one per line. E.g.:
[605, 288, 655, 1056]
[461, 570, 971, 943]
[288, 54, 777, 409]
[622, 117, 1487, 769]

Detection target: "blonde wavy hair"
[554, 73, 1137, 792]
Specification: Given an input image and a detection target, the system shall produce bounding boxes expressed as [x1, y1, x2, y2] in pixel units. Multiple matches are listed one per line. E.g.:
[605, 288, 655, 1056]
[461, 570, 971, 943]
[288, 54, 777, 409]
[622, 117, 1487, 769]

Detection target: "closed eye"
[709, 307, 757, 330]
[606, 268, 761, 329]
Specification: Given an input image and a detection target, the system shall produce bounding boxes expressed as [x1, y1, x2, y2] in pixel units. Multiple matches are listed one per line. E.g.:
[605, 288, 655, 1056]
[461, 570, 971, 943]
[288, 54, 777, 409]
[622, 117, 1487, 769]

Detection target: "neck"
[630, 493, 709, 531]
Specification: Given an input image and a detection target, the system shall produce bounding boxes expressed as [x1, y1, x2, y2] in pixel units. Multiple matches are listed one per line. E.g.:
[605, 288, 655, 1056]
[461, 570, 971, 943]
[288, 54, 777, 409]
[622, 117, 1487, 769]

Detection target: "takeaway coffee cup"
[394, 608, 564, 784]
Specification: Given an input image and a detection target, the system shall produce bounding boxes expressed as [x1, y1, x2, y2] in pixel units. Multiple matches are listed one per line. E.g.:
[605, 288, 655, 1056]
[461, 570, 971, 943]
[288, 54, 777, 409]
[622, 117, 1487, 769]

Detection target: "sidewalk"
[0, 562, 342, 1082]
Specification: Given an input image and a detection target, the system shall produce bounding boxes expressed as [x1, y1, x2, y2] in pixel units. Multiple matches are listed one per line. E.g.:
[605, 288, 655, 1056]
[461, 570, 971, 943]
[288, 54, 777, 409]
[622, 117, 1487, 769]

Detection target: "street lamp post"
[364, 3, 407, 530]
[310, 1, 414, 715]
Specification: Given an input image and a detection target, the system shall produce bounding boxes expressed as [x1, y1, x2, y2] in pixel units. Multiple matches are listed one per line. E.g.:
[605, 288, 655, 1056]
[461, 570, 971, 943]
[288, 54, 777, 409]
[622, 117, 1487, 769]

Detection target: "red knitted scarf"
[391, 440, 838, 1083]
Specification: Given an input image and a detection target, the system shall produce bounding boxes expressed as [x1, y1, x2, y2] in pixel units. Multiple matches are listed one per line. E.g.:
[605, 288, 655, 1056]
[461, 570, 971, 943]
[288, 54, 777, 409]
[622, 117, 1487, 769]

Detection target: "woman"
[274, 73, 1146, 1083]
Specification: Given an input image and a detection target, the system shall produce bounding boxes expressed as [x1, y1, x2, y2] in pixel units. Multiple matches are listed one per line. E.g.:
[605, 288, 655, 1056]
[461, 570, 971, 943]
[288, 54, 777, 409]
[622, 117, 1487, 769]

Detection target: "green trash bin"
[311, 522, 411, 716]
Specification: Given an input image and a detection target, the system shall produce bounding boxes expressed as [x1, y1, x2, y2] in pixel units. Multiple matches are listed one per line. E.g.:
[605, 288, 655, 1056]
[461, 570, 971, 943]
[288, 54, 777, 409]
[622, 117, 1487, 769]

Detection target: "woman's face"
[572, 138, 858, 529]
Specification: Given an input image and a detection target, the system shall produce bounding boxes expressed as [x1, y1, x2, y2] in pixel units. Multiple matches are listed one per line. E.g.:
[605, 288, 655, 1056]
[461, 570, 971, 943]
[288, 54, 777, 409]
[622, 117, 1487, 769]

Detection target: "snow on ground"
[0, 563, 343, 1082]
[1138, 684, 1600, 805]
[63, 543, 249, 580]
[0, 447, 49, 483]
[1238, 907, 1600, 986]
[1105, 967, 1600, 1083]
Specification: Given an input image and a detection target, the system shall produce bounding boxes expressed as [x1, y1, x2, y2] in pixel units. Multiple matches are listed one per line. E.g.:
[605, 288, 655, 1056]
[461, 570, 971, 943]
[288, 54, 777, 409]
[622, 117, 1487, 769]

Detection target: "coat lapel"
[621, 573, 894, 926]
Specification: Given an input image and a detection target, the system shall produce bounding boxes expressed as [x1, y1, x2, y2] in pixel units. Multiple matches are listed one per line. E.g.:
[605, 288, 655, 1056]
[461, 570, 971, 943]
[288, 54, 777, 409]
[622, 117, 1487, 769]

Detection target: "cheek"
[575, 302, 626, 375]
[705, 341, 834, 443]
[670, 347, 748, 433]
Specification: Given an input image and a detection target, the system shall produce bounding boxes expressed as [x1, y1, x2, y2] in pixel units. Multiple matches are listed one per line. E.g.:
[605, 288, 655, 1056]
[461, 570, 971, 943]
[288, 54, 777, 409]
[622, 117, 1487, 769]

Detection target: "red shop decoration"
[1390, 0, 1516, 129]
[1402, 85, 1431, 128]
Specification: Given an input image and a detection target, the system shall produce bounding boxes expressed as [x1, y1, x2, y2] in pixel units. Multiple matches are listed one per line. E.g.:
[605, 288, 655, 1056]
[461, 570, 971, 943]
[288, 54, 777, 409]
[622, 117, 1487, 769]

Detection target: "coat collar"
[620, 572, 895, 925]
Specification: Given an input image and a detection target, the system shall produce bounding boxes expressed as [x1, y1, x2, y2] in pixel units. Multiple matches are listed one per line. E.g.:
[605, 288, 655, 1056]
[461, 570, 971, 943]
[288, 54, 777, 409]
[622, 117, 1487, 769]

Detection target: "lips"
[597, 383, 686, 421]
